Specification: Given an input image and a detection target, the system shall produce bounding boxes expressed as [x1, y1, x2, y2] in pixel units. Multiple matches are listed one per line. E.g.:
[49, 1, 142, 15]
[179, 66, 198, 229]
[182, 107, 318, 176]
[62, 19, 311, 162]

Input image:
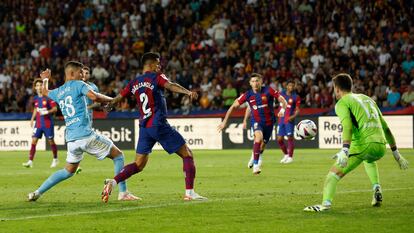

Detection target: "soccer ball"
[296, 119, 317, 140]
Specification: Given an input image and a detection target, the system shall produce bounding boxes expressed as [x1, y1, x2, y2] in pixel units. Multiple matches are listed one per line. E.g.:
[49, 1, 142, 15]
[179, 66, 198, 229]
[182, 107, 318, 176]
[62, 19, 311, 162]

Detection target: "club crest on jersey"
[288, 98, 293, 103]
[42, 100, 47, 105]
[261, 96, 267, 101]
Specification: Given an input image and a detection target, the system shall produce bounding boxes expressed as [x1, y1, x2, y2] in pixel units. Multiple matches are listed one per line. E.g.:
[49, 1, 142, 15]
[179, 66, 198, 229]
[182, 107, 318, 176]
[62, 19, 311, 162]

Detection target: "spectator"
[401, 85, 414, 107]
[222, 83, 237, 108]
[386, 86, 401, 107]
[92, 63, 110, 81]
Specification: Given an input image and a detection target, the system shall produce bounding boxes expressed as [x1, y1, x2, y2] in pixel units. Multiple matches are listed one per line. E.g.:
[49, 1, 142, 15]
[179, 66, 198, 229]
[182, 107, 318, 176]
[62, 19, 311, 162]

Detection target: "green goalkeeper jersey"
[335, 93, 387, 154]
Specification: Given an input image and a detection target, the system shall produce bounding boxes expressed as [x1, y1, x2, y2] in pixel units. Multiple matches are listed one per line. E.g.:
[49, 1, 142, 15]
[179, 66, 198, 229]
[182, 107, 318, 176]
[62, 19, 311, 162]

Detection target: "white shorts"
[66, 133, 114, 164]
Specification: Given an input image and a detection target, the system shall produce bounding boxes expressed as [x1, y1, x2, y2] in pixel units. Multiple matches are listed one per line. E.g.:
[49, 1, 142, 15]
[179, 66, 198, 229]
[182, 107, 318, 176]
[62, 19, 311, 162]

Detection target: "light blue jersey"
[86, 81, 99, 121]
[48, 80, 93, 142]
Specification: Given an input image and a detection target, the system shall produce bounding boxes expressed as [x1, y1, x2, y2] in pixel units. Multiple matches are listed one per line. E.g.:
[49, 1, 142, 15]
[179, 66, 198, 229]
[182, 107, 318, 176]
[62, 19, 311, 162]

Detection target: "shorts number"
[59, 96, 76, 117]
[139, 93, 152, 119]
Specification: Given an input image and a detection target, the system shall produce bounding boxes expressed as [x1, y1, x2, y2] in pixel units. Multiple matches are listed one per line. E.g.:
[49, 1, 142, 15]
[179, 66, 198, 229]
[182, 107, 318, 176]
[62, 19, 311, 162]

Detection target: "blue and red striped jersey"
[34, 96, 56, 129]
[278, 91, 301, 124]
[121, 71, 169, 128]
[237, 86, 281, 126]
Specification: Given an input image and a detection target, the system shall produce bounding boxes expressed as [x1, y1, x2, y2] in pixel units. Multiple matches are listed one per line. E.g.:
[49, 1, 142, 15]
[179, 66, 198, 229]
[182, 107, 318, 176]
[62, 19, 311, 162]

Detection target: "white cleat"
[28, 191, 41, 202]
[184, 192, 208, 201]
[284, 157, 293, 164]
[304, 204, 331, 212]
[280, 155, 289, 163]
[252, 164, 261, 174]
[118, 191, 142, 201]
[102, 179, 116, 203]
[248, 154, 263, 169]
[247, 157, 254, 169]
[50, 159, 59, 168]
[22, 161, 33, 168]
[371, 186, 382, 207]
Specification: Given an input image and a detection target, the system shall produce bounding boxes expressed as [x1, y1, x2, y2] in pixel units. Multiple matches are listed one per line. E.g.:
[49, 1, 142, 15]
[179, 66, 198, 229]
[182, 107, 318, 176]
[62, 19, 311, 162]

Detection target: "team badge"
[261, 96, 267, 101]
[42, 100, 47, 105]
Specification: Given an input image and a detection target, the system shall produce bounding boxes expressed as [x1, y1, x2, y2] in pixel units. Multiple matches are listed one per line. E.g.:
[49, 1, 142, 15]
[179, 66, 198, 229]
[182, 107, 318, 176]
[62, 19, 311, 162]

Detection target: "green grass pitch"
[0, 149, 413, 233]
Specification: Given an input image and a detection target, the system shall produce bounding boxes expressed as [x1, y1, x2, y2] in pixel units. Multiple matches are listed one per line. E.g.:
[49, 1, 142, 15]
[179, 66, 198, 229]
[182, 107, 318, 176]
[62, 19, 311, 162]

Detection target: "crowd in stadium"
[0, 0, 413, 114]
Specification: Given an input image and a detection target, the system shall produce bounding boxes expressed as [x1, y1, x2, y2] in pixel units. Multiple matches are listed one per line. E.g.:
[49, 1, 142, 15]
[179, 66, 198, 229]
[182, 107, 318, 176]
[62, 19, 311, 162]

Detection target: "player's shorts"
[66, 133, 114, 163]
[136, 124, 186, 154]
[32, 127, 54, 139]
[277, 122, 295, 137]
[251, 122, 274, 144]
[336, 142, 386, 174]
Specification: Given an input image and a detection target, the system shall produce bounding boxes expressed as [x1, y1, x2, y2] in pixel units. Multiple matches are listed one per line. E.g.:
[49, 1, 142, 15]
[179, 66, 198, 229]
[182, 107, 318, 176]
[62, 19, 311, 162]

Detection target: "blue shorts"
[32, 127, 54, 139]
[251, 123, 274, 144]
[277, 122, 295, 137]
[136, 124, 186, 154]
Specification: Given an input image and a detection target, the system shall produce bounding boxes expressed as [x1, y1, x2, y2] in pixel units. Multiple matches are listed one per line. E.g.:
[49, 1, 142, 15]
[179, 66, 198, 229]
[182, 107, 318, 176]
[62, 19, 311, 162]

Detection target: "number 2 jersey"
[335, 93, 387, 154]
[237, 86, 281, 127]
[120, 71, 169, 128]
[48, 80, 94, 142]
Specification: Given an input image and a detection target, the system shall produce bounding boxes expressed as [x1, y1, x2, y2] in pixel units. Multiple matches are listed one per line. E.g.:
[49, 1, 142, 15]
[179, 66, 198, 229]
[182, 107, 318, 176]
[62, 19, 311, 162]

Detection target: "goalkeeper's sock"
[253, 142, 261, 165]
[364, 161, 380, 186]
[29, 144, 36, 160]
[277, 139, 288, 155]
[38, 168, 74, 194]
[322, 172, 341, 205]
[113, 154, 127, 192]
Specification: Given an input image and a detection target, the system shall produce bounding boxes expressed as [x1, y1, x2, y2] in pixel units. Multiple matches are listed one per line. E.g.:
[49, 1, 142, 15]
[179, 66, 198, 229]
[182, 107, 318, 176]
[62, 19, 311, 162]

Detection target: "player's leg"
[276, 124, 288, 163]
[102, 127, 154, 202]
[252, 129, 264, 174]
[23, 130, 41, 167]
[284, 122, 295, 164]
[48, 138, 59, 168]
[28, 140, 83, 201]
[304, 155, 363, 212]
[362, 143, 386, 207]
[106, 145, 141, 201]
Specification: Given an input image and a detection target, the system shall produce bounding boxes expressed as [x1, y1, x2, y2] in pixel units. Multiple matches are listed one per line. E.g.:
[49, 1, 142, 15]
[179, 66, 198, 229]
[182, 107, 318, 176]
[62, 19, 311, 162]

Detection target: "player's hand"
[103, 103, 113, 112]
[242, 120, 247, 129]
[217, 122, 226, 132]
[40, 69, 51, 80]
[278, 108, 285, 117]
[332, 150, 348, 168]
[393, 150, 409, 170]
[188, 91, 198, 101]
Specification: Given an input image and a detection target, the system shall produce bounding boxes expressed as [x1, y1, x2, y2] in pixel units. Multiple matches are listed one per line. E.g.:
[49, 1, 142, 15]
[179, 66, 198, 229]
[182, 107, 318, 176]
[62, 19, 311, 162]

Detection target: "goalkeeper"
[304, 73, 409, 212]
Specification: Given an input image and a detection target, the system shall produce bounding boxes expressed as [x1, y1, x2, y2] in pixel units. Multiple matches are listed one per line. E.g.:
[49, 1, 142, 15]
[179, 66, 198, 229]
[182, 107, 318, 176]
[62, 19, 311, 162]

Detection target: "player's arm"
[269, 87, 287, 117]
[289, 97, 301, 121]
[158, 73, 198, 100]
[377, 107, 409, 169]
[218, 95, 244, 132]
[40, 69, 51, 96]
[86, 90, 113, 103]
[333, 101, 352, 167]
[242, 106, 251, 129]
[30, 108, 37, 127]
[87, 103, 101, 110]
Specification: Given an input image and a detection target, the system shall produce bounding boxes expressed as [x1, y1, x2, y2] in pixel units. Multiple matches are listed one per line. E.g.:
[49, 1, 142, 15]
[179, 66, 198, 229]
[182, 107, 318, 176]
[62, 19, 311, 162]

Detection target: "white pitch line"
[1, 187, 413, 221]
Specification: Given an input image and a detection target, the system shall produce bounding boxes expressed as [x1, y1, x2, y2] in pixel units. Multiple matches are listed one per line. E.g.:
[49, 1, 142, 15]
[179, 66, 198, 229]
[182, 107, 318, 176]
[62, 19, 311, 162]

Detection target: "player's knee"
[330, 166, 345, 178]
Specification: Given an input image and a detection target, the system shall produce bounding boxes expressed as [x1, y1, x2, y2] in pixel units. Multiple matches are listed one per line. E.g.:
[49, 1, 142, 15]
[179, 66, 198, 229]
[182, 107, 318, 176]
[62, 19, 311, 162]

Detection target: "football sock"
[322, 172, 341, 205]
[183, 156, 196, 189]
[29, 144, 36, 161]
[113, 154, 127, 192]
[277, 139, 288, 155]
[114, 162, 140, 184]
[287, 138, 294, 157]
[363, 161, 380, 187]
[253, 142, 261, 165]
[37, 168, 74, 194]
[51, 144, 58, 159]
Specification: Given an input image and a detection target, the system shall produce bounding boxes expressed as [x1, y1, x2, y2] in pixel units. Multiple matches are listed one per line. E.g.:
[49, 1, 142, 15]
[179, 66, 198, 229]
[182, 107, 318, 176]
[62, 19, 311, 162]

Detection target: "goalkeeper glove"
[332, 148, 349, 168]
[392, 150, 409, 170]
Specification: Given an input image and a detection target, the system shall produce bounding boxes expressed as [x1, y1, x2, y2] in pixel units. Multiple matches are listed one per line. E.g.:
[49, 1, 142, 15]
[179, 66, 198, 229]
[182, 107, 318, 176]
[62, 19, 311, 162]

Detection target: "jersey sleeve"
[156, 73, 169, 88]
[79, 81, 93, 96]
[269, 87, 281, 99]
[334, 100, 352, 141]
[295, 96, 301, 108]
[237, 93, 247, 105]
[120, 81, 132, 97]
[48, 89, 58, 102]
[48, 99, 57, 108]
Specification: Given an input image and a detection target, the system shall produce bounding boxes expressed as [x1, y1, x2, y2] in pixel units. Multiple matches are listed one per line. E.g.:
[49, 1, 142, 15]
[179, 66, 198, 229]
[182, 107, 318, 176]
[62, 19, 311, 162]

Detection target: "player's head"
[249, 73, 263, 91]
[82, 66, 91, 82]
[33, 78, 43, 95]
[141, 52, 161, 72]
[64, 61, 84, 81]
[286, 80, 295, 93]
[332, 73, 353, 100]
